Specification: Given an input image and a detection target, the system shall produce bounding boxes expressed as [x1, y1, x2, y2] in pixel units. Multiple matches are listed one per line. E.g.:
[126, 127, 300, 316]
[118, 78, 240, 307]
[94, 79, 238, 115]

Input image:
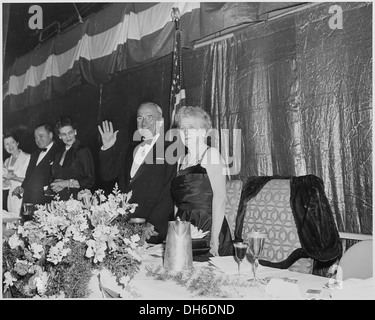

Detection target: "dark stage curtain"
[188, 2, 372, 235]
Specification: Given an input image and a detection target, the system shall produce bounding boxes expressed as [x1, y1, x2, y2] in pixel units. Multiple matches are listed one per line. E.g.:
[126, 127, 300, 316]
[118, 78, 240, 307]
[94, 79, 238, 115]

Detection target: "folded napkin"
[145, 244, 164, 257]
[209, 256, 256, 275]
[265, 278, 303, 300]
[191, 225, 209, 239]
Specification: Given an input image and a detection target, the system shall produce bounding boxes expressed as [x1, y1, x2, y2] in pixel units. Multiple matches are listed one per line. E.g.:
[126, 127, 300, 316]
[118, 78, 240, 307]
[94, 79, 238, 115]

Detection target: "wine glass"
[233, 241, 248, 276]
[247, 230, 267, 282]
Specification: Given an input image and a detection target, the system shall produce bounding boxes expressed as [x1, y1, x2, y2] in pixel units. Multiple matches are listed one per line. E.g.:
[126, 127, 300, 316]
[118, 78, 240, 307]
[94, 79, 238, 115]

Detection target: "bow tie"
[140, 139, 153, 147]
[39, 148, 47, 152]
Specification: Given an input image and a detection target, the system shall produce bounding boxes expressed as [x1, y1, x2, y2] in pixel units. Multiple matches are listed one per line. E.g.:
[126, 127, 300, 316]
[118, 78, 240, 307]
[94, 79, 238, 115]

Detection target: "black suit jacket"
[99, 136, 177, 243]
[22, 142, 60, 205]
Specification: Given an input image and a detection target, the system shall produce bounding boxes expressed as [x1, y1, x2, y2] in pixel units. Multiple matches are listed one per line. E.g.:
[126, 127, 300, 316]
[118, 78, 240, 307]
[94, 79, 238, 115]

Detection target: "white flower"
[49, 291, 66, 299]
[123, 190, 133, 203]
[17, 225, 29, 237]
[119, 275, 130, 287]
[3, 271, 17, 292]
[72, 231, 87, 242]
[34, 271, 49, 295]
[126, 248, 142, 262]
[124, 235, 139, 249]
[128, 204, 138, 213]
[65, 199, 82, 212]
[130, 234, 140, 243]
[85, 239, 107, 263]
[85, 239, 96, 258]
[99, 194, 107, 202]
[30, 243, 44, 259]
[116, 207, 126, 216]
[8, 233, 23, 249]
[46, 241, 71, 265]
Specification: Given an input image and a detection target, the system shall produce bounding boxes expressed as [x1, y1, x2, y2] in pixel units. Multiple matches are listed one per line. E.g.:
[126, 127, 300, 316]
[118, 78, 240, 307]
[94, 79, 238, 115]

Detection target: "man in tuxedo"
[98, 102, 177, 244]
[13, 124, 59, 206]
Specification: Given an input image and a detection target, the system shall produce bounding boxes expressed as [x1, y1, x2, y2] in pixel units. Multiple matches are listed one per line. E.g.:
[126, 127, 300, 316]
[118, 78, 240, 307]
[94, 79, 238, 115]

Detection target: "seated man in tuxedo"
[98, 102, 177, 244]
[13, 123, 60, 206]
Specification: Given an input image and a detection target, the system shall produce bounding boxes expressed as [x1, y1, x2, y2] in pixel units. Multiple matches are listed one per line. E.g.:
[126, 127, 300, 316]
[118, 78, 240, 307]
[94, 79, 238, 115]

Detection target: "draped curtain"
[196, 2, 372, 234]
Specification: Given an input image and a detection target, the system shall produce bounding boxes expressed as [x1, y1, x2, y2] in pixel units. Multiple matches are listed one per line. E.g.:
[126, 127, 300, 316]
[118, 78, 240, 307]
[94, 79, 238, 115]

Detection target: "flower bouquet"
[2, 184, 152, 298]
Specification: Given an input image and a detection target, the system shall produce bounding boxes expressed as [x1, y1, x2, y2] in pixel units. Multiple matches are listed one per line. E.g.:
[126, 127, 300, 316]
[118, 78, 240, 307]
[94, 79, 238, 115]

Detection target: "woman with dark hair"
[49, 116, 95, 200]
[3, 132, 30, 215]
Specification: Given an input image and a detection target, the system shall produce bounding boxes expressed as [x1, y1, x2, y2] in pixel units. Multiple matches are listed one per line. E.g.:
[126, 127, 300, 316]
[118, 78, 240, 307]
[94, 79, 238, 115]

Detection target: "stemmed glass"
[247, 231, 267, 282]
[233, 241, 248, 276]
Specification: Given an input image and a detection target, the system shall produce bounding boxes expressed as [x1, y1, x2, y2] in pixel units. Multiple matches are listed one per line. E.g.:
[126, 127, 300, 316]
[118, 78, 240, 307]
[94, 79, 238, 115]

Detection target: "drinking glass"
[22, 203, 35, 223]
[233, 241, 248, 276]
[129, 217, 146, 243]
[44, 186, 55, 197]
[247, 231, 267, 282]
[3, 169, 13, 189]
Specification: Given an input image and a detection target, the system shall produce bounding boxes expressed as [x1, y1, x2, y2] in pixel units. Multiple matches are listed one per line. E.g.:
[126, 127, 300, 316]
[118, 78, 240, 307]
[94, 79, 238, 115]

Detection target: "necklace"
[181, 146, 208, 169]
[11, 150, 20, 159]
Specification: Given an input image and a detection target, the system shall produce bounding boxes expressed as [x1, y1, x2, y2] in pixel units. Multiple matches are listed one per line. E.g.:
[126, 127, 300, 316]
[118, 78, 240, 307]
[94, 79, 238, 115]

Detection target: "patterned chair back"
[225, 179, 243, 240]
[242, 179, 313, 274]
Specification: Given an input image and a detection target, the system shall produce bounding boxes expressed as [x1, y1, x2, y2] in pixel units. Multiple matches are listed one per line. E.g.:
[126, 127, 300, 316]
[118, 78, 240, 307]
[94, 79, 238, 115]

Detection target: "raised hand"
[98, 120, 119, 150]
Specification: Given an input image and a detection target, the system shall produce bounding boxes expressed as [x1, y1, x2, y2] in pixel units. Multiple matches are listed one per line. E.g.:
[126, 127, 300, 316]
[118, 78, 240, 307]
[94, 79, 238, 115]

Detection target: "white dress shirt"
[36, 142, 54, 165]
[130, 133, 159, 178]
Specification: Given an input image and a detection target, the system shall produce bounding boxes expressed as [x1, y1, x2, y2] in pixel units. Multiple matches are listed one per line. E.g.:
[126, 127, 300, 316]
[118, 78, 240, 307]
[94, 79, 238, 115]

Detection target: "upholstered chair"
[234, 175, 342, 274]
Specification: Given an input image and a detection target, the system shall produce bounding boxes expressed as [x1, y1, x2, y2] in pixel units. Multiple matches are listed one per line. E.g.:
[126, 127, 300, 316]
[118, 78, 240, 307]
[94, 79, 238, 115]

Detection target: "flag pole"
[167, 7, 185, 141]
[169, 7, 181, 132]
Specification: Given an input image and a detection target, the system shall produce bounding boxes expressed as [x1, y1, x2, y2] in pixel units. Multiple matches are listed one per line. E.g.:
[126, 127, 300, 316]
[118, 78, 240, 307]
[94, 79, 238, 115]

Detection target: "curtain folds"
[198, 2, 372, 235]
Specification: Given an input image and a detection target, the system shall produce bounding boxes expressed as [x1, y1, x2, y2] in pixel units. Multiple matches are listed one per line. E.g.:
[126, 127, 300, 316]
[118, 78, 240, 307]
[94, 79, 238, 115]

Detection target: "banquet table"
[88, 245, 374, 300]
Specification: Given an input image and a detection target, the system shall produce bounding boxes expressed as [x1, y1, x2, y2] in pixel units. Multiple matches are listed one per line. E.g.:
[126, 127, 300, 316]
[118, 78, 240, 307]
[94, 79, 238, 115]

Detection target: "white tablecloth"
[87, 249, 351, 300]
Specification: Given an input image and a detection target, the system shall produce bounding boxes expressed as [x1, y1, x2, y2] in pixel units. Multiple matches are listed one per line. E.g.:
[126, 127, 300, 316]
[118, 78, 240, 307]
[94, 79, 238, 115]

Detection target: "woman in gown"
[3, 133, 30, 216]
[49, 116, 95, 200]
[171, 106, 234, 256]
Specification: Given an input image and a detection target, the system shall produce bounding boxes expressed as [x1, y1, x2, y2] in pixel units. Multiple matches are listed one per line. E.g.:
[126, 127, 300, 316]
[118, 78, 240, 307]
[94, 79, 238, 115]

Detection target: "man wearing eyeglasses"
[98, 102, 177, 244]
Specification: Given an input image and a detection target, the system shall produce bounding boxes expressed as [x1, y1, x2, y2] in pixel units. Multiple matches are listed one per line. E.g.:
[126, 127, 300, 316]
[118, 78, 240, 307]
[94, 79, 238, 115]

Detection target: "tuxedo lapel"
[36, 143, 57, 167]
[129, 147, 153, 186]
[29, 152, 39, 169]
[124, 142, 138, 187]
[129, 140, 160, 186]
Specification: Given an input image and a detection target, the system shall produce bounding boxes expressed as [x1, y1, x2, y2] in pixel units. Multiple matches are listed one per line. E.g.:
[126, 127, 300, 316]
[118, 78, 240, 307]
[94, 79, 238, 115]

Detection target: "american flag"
[169, 20, 186, 132]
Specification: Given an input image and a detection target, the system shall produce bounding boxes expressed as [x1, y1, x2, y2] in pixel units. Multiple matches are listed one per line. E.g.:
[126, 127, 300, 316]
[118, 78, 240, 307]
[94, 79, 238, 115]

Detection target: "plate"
[192, 238, 209, 249]
[192, 247, 211, 256]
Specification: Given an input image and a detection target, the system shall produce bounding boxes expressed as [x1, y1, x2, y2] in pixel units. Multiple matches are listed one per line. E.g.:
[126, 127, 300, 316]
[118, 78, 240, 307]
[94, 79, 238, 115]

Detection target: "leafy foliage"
[2, 185, 145, 298]
[145, 264, 256, 298]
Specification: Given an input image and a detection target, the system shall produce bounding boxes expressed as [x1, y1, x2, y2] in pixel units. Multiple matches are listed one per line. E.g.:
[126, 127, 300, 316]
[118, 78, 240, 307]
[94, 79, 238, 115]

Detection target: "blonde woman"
[171, 106, 233, 256]
[3, 132, 30, 216]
